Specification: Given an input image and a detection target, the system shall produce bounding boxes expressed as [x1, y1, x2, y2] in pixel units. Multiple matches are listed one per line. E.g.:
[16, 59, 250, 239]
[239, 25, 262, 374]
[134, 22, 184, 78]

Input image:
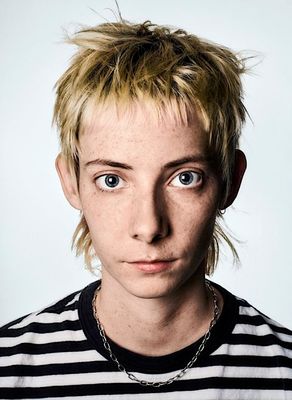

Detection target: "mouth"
[126, 259, 176, 273]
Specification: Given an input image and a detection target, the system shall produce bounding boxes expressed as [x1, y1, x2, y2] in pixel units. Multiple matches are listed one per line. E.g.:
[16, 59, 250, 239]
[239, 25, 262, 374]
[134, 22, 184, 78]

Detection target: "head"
[54, 20, 247, 279]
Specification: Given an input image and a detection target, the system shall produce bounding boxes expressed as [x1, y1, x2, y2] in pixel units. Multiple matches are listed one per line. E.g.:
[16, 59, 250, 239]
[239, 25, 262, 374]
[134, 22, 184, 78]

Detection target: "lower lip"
[129, 261, 174, 273]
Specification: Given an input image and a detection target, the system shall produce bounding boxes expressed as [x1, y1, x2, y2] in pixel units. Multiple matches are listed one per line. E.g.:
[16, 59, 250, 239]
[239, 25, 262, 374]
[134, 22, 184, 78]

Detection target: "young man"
[0, 20, 291, 399]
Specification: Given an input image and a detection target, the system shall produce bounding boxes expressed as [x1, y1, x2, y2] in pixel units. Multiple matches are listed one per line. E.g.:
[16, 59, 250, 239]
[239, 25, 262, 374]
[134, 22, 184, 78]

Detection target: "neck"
[94, 271, 222, 356]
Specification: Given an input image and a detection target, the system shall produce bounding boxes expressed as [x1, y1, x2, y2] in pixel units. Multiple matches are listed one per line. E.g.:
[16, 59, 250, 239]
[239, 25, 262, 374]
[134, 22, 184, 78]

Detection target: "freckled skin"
[77, 102, 221, 300]
[56, 100, 246, 355]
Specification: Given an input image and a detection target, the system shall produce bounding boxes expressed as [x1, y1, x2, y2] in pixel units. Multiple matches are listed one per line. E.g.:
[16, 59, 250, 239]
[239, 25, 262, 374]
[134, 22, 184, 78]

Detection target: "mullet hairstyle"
[53, 20, 248, 275]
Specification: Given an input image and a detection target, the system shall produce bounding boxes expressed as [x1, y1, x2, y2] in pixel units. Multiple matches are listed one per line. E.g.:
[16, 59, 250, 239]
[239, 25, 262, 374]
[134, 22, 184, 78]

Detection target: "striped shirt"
[0, 280, 291, 399]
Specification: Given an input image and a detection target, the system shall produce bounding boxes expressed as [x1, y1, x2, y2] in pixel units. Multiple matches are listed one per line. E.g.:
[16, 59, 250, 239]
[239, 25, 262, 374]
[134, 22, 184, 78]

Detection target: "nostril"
[131, 216, 170, 244]
[129, 193, 170, 243]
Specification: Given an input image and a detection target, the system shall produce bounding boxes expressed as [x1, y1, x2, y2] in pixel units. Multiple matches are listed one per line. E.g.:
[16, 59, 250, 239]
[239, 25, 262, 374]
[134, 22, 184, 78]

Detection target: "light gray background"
[0, 0, 291, 328]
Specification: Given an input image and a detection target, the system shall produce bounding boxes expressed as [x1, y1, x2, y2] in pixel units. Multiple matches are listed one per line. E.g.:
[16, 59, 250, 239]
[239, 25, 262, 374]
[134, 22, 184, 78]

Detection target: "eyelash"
[94, 170, 203, 192]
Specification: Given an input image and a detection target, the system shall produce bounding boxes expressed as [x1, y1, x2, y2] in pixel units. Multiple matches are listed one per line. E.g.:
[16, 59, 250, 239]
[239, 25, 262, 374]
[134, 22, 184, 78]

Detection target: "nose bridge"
[129, 183, 169, 243]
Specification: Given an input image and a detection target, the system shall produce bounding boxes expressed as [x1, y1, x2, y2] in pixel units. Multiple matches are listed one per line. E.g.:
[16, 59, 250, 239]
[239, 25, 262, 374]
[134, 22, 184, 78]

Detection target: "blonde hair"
[53, 20, 248, 275]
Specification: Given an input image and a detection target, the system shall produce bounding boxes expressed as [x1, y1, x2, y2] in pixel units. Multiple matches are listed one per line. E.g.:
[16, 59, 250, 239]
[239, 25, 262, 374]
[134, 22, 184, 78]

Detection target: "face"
[66, 101, 222, 299]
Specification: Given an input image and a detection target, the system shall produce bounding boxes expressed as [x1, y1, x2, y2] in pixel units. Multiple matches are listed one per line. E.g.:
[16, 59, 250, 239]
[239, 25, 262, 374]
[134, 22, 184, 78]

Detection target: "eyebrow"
[84, 155, 210, 170]
[85, 158, 133, 170]
[164, 155, 210, 169]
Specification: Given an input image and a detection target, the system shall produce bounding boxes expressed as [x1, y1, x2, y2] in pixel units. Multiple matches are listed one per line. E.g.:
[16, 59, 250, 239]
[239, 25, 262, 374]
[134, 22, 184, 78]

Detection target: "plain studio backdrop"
[0, 0, 292, 328]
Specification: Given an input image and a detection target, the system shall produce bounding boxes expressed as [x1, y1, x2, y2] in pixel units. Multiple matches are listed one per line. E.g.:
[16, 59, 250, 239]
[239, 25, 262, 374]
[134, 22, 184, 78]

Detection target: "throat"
[92, 280, 221, 357]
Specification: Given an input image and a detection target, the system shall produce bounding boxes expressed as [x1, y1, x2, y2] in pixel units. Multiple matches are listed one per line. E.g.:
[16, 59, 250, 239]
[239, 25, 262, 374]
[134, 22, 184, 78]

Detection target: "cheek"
[80, 190, 126, 250]
[186, 210, 216, 243]
[173, 193, 218, 247]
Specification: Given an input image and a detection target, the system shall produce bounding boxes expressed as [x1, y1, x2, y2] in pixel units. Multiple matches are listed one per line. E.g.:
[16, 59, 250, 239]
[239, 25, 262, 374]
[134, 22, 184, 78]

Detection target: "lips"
[127, 259, 176, 273]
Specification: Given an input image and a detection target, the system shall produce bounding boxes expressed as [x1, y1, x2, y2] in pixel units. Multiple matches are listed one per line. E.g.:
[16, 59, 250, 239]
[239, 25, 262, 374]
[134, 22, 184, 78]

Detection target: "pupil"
[179, 172, 193, 185]
[105, 175, 119, 187]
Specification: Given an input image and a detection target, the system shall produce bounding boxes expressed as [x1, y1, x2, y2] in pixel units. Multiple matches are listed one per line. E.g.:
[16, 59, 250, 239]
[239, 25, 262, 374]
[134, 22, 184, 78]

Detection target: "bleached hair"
[53, 20, 248, 275]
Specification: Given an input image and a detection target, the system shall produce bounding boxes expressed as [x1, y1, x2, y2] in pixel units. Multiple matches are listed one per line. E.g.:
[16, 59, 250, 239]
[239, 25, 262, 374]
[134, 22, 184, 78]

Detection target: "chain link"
[92, 281, 220, 387]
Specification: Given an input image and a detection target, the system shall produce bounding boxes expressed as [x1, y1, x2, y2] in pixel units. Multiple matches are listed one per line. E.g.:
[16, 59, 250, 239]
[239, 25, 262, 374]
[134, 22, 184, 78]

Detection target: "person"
[0, 18, 291, 400]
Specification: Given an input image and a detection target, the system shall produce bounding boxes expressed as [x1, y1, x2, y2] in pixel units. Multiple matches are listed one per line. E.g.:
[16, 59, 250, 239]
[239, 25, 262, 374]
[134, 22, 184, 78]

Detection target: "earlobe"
[221, 149, 247, 210]
[55, 154, 82, 210]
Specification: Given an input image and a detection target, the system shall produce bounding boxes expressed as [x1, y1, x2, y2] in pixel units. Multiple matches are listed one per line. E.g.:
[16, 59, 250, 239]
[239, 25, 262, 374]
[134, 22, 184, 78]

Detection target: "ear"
[221, 149, 247, 209]
[55, 154, 82, 210]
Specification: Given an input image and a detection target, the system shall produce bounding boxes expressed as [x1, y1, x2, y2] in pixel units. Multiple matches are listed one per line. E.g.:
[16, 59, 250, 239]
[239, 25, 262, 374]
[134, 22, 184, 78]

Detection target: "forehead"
[78, 98, 210, 164]
[82, 96, 207, 127]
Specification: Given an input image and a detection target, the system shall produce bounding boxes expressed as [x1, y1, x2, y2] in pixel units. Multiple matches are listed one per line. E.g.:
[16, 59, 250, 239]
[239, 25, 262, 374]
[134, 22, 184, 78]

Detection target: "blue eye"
[105, 175, 119, 188]
[171, 171, 202, 188]
[95, 174, 125, 191]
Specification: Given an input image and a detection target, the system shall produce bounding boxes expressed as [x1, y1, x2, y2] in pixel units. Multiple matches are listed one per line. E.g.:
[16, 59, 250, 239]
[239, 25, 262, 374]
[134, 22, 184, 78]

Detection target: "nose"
[129, 189, 169, 243]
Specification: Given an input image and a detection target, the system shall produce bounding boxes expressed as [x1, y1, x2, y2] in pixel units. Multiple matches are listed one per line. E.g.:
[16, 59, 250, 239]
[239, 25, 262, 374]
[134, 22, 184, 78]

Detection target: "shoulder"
[0, 284, 102, 390]
[0, 288, 84, 366]
[213, 281, 292, 360]
[215, 281, 291, 335]
[236, 294, 292, 335]
[231, 291, 292, 359]
[0, 289, 81, 334]
[211, 281, 292, 390]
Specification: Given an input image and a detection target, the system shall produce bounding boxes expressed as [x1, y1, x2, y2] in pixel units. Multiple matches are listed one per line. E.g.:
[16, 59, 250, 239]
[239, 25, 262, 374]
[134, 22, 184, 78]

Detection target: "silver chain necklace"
[92, 281, 220, 387]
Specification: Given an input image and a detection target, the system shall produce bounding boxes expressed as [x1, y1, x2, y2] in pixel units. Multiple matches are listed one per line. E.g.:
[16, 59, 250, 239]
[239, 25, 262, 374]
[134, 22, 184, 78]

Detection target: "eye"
[95, 174, 126, 191]
[170, 171, 202, 188]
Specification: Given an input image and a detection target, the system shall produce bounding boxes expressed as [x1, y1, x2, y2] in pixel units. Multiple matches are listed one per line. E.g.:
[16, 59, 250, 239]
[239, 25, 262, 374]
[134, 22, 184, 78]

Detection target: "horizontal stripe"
[5, 318, 290, 342]
[0, 388, 288, 400]
[214, 343, 292, 358]
[0, 320, 81, 338]
[237, 314, 292, 335]
[9, 310, 79, 330]
[0, 329, 86, 347]
[1, 351, 291, 374]
[3, 332, 290, 355]
[238, 305, 289, 331]
[227, 333, 292, 349]
[0, 340, 93, 357]
[232, 324, 292, 342]
[65, 295, 81, 308]
[40, 293, 80, 315]
[1, 365, 291, 387]
[1, 353, 291, 376]
[0, 350, 106, 367]
[207, 353, 292, 368]
[0, 377, 291, 398]
[58, 388, 291, 400]
[0, 294, 80, 333]
[0, 341, 292, 360]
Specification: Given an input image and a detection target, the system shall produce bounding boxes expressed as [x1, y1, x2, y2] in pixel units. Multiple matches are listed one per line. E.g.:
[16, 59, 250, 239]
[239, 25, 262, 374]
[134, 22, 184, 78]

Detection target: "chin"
[122, 273, 193, 300]
[101, 258, 205, 299]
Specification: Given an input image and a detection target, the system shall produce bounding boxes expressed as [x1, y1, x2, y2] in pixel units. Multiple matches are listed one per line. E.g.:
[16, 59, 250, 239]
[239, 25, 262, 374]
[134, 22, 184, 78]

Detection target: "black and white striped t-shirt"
[0, 280, 291, 399]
